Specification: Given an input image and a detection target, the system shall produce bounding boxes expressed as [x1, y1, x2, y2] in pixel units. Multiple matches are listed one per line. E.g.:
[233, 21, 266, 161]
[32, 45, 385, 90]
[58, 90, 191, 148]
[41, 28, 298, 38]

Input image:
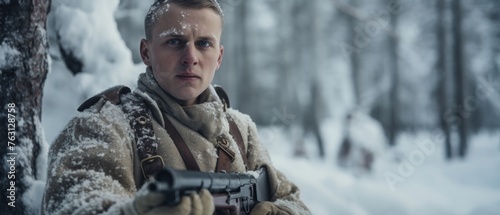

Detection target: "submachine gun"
[149, 167, 271, 215]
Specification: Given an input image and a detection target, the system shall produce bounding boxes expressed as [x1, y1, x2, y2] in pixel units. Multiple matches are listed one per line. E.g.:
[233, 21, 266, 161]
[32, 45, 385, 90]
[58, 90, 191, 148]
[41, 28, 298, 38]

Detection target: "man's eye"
[166, 39, 182, 46]
[196, 41, 212, 48]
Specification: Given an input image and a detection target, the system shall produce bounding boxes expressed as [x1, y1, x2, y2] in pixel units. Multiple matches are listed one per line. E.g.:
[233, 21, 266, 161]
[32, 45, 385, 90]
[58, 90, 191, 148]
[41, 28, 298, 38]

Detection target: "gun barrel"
[149, 168, 257, 193]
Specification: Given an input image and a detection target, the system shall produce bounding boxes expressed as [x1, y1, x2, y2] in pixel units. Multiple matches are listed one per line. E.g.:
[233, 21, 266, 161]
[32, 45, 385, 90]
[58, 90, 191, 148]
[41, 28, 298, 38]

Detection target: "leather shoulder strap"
[214, 116, 248, 172]
[214, 85, 230, 110]
[123, 96, 200, 181]
[227, 116, 247, 169]
[163, 113, 201, 171]
[77, 85, 131, 112]
[121, 98, 164, 180]
[77, 86, 164, 182]
[214, 85, 248, 171]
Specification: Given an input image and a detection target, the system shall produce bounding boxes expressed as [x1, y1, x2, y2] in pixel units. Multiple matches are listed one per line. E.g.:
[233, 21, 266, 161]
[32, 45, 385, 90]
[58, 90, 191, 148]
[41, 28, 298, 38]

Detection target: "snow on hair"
[144, 0, 224, 40]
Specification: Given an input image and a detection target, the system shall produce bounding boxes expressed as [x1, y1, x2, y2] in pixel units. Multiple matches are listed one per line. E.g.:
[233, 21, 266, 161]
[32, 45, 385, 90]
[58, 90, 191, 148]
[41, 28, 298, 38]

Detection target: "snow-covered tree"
[0, 0, 50, 214]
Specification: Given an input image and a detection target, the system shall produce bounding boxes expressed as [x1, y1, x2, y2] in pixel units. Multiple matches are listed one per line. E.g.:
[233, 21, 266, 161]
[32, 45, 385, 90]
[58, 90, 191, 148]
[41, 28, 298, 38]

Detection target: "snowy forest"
[1, 0, 500, 214]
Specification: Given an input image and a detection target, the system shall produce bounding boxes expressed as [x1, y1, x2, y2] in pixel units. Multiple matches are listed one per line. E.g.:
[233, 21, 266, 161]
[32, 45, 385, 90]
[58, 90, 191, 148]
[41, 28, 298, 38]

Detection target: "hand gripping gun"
[149, 167, 271, 215]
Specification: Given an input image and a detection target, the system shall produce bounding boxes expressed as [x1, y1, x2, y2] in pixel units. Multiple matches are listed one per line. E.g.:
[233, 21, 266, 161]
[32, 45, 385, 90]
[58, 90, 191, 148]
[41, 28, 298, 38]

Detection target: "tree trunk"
[346, 0, 361, 106]
[452, 0, 468, 158]
[0, 0, 50, 214]
[437, 0, 452, 159]
[235, 1, 252, 115]
[387, 0, 399, 146]
[277, 0, 293, 114]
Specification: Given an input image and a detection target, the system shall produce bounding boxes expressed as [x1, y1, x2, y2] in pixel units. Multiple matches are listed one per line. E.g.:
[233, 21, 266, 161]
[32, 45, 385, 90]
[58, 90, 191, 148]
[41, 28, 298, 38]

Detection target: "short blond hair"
[144, 0, 224, 40]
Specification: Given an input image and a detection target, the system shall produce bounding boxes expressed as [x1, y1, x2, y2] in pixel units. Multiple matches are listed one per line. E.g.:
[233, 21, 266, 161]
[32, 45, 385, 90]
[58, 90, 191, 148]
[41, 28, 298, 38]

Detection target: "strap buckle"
[140, 155, 165, 179]
[217, 137, 236, 162]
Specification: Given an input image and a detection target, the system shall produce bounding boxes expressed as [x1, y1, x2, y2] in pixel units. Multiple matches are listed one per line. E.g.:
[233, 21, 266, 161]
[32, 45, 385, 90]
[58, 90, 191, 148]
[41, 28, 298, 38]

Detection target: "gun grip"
[213, 194, 240, 215]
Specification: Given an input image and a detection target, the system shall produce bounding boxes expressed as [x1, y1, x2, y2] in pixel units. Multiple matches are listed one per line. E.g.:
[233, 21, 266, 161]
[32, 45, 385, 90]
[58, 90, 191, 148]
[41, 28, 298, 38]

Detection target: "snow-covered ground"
[261, 122, 500, 215]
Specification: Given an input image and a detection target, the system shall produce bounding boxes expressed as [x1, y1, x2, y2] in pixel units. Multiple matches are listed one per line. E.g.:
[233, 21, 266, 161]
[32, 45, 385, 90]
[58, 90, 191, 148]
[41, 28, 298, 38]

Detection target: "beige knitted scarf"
[137, 68, 229, 142]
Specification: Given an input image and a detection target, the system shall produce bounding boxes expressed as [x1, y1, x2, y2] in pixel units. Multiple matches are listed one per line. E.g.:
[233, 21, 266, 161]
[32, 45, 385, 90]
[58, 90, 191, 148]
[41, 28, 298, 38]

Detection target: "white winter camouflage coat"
[41, 69, 311, 215]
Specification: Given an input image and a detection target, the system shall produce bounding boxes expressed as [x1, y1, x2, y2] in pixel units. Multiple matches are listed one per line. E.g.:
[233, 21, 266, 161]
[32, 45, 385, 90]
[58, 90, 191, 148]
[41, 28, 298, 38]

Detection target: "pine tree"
[452, 0, 468, 158]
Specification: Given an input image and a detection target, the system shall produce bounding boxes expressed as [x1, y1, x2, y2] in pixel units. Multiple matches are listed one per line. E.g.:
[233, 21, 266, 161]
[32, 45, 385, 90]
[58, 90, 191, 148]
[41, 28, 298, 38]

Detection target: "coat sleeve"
[242, 115, 312, 215]
[42, 101, 137, 215]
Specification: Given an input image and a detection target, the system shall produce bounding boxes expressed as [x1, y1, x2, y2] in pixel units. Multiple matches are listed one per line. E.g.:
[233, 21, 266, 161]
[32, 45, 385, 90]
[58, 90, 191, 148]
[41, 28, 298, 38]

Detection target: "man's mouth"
[176, 73, 200, 80]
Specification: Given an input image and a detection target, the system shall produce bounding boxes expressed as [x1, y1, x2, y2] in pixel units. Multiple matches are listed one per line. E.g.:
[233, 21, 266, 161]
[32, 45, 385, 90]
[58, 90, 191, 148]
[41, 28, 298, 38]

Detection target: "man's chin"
[172, 91, 202, 106]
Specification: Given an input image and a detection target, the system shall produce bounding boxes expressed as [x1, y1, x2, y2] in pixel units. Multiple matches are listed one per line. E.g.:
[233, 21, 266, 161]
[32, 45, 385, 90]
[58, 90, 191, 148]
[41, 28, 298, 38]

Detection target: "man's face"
[140, 4, 224, 106]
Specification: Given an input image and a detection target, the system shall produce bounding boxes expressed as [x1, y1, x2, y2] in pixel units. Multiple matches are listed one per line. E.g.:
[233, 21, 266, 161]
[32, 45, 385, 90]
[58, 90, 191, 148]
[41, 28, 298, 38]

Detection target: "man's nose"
[181, 43, 198, 66]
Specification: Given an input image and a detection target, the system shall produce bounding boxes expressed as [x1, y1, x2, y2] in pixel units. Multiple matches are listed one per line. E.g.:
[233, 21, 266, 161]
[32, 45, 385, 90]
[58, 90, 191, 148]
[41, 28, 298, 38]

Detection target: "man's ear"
[216, 45, 224, 70]
[140, 39, 151, 66]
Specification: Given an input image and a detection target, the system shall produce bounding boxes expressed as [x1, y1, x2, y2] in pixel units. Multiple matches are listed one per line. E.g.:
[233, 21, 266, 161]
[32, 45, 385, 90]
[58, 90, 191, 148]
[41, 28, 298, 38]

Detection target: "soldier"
[41, 0, 311, 215]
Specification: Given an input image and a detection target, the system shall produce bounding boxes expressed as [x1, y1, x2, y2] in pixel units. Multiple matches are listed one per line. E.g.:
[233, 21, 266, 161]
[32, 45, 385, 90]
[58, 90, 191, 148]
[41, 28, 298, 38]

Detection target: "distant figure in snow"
[294, 83, 325, 158]
[337, 110, 386, 173]
[41, 1, 311, 215]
